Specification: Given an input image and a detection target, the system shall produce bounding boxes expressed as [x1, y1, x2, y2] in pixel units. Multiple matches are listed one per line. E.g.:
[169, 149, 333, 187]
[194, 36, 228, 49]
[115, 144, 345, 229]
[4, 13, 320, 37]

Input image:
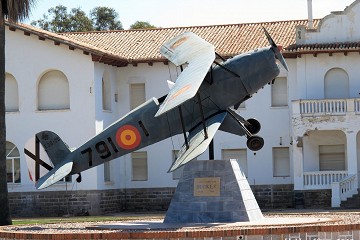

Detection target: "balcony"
[303, 171, 348, 190]
[293, 98, 360, 116]
[303, 171, 358, 207]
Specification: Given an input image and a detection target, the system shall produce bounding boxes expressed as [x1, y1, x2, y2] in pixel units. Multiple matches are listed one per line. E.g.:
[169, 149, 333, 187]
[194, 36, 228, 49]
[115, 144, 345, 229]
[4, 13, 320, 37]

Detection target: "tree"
[130, 21, 156, 30]
[32, 5, 123, 33]
[31, 5, 93, 33]
[0, 0, 37, 226]
[90, 6, 123, 31]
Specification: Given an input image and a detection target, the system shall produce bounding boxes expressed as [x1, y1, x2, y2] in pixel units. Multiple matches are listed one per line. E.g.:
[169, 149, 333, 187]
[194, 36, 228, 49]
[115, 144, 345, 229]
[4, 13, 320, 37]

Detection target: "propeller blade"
[262, 27, 289, 71]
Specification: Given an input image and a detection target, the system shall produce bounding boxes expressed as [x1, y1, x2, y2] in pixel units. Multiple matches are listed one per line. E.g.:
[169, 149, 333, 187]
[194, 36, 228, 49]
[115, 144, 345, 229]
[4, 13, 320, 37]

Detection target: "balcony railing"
[331, 174, 358, 207]
[293, 98, 360, 116]
[299, 99, 347, 115]
[303, 171, 348, 190]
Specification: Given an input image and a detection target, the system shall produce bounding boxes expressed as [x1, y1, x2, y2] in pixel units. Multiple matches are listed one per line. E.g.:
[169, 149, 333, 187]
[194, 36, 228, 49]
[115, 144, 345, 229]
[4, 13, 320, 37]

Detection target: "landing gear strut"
[76, 173, 82, 183]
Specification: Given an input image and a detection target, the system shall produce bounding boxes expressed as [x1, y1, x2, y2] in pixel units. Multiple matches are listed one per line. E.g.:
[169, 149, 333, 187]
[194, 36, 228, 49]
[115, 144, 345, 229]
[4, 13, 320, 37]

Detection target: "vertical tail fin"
[25, 131, 72, 184]
[35, 131, 71, 166]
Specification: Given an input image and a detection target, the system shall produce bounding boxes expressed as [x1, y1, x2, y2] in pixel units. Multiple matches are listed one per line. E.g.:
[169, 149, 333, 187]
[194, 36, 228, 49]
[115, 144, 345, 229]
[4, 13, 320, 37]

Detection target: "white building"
[5, 0, 360, 216]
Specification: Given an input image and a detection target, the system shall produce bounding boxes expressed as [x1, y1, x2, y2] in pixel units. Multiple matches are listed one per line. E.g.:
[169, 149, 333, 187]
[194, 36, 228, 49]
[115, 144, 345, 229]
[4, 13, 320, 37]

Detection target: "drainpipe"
[307, 0, 314, 28]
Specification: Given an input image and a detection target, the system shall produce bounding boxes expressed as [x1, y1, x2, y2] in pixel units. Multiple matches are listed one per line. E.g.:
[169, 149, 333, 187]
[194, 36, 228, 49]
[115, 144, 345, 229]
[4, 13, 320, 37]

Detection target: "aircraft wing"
[168, 112, 227, 172]
[155, 32, 215, 117]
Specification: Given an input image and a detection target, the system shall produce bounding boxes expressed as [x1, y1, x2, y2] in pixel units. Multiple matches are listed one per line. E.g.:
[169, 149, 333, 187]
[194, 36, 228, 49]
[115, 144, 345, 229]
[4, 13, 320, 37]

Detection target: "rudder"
[24, 131, 71, 182]
[35, 131, 71, 166]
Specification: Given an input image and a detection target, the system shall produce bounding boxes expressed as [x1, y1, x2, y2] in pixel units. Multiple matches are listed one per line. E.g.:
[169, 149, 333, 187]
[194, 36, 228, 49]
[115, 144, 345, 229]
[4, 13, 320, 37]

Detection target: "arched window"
[324, 68, 349, 99]
[102, 72, 111, 111]
[38, 70, 70, 110]
[6, 141, 20, 183]
[5, 73, 19, 112]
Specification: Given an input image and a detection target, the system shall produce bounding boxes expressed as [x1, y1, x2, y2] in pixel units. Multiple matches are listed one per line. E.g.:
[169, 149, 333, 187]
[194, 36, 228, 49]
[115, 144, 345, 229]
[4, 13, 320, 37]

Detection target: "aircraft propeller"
[263, 27, 289, 71]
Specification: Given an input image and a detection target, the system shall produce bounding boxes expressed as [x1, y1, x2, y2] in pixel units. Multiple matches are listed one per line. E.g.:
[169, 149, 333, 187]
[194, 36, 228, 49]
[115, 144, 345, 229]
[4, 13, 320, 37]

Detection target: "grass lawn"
[12, 213, 164, 225]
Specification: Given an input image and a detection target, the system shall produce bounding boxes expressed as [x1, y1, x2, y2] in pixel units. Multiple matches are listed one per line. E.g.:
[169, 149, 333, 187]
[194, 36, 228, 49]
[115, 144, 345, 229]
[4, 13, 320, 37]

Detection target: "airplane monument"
[24, 28, 287, 222]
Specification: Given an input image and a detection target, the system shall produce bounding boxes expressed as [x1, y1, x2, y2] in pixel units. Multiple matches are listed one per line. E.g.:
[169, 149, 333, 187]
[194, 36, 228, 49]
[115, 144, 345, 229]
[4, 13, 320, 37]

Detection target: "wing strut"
[178, 105, 189, 150]
[215, 52, 226, 62]
[196, 93, 208, 139]
[177, 65, 189, 149]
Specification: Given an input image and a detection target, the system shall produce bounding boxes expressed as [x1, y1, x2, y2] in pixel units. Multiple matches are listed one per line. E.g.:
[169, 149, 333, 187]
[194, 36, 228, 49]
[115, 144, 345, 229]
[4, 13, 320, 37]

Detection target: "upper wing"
[155, 32, 215, 117]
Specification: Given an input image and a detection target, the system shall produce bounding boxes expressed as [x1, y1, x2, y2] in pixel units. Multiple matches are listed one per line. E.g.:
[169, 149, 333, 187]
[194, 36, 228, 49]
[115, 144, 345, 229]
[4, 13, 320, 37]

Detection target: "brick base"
[8, 188, 174, 217]
[8, 185, 332, 217]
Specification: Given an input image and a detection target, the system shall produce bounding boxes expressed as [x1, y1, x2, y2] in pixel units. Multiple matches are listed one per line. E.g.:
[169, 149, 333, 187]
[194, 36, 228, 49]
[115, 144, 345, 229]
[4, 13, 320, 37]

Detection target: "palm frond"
[4, 0, 37, 22]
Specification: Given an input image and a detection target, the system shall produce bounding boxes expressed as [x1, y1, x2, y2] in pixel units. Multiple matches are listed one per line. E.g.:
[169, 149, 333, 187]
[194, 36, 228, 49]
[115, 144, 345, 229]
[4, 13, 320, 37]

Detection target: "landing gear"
[247, 136, 264, 151]
[225, 108, 264, 151]
[76, 173, 82, 183]
[245, 118, 261, 135]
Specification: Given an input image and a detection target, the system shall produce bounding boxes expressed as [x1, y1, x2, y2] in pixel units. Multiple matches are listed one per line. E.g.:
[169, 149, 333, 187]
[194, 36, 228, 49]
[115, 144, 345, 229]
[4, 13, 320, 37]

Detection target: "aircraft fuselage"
[69, 46, 280, 174]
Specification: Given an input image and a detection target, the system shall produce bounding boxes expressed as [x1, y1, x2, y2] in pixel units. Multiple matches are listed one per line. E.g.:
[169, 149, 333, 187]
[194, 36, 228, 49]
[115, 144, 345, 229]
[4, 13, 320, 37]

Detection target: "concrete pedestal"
[164, 159, 263, 223]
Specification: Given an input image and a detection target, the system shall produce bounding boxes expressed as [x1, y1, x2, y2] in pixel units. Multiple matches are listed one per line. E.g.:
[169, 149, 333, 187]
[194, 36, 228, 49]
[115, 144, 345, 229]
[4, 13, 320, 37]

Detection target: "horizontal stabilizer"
[168, 112, 227, 172]
[155, 32, 215, 117]
[36, 159, 73, 190]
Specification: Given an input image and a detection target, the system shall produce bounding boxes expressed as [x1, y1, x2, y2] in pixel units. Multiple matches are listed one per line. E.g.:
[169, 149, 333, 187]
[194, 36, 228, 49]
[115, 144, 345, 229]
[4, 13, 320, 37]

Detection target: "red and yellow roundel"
[116, 125, 141, 150]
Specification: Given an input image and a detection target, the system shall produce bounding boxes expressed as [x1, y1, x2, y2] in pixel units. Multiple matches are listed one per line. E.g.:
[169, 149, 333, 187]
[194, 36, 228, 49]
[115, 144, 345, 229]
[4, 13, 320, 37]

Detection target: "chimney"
[307, 0, 314, 28]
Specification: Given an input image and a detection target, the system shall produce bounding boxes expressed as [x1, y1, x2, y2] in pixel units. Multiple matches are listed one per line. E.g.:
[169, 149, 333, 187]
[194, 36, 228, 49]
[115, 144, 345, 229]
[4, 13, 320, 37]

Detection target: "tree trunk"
[0, 2, 12, 226]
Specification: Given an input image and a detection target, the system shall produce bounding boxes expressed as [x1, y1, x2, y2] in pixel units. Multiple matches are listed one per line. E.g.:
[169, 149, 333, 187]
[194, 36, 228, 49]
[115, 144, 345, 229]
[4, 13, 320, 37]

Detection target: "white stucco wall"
[306, 0, 360, 43]
[293, 53, 360, 100]
[5, 27, 97, 192]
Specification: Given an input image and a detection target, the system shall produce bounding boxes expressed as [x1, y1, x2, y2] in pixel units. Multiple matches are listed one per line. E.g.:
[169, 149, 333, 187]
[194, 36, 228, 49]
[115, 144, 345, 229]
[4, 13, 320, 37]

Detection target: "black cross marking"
[24, 136, 53, 181]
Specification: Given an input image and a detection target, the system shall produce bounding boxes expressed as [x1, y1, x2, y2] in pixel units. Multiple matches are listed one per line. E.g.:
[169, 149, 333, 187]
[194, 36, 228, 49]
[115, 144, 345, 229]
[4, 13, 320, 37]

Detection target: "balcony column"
[346, 131, 357, 176]
[293, 137, 304, 190]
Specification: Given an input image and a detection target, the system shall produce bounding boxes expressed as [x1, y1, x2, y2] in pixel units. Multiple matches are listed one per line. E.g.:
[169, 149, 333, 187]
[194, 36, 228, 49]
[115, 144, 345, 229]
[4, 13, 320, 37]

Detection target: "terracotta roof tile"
[10, 19, 360, 66]
[61, 20, 320, 63]
[286, 42, 360, 54]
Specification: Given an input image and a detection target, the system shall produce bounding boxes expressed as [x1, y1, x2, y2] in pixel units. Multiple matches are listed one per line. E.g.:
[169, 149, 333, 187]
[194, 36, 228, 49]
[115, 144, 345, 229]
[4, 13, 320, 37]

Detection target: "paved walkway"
[89, 216, 337, 230]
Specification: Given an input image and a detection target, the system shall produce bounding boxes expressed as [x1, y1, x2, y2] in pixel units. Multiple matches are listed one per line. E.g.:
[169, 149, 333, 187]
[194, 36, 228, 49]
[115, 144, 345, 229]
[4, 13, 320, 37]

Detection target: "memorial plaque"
[194, 177, 220, 197]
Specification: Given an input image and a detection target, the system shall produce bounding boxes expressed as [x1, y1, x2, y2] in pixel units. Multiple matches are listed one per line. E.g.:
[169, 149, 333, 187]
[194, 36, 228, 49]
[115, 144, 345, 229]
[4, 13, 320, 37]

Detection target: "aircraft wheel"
[246, 118, 261, 135]
[247, 136, 264, 151]
[76, 173, 82, 183]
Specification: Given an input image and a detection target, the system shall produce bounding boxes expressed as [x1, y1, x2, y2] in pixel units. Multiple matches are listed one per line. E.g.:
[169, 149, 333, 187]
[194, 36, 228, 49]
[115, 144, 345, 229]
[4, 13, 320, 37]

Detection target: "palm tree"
[0, 0, 37, 226]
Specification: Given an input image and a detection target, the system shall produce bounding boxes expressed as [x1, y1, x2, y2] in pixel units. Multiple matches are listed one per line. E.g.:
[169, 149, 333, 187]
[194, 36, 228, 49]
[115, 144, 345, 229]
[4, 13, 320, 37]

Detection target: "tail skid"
[24, 131, 73, 189]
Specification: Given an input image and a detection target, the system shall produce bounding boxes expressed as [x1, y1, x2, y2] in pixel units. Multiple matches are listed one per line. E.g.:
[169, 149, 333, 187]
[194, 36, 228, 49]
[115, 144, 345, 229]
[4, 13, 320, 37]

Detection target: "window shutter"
[222, 149, 248, 176]
[102, 77, 112, 111]
[271, 77, 287, 107]
[104, 161, 111, 182]
[132, 151, 148, 181]
[273, 147, 290, 177]
[130, 83, 145, 110]
[319, 145, 345, 171]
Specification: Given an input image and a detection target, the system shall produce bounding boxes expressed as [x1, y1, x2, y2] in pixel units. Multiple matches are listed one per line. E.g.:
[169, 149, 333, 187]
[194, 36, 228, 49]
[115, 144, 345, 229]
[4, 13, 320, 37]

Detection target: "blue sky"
[26, 0, 355, 29]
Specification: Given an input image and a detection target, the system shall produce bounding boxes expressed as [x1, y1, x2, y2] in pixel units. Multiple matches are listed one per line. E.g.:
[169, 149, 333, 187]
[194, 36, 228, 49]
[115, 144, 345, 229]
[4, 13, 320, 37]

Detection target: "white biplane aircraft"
[25, 28, 288, 189]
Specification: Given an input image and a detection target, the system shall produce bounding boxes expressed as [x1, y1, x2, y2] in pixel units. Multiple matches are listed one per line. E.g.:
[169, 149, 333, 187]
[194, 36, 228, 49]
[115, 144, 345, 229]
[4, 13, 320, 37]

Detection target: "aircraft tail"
[24, 131, 73, 189]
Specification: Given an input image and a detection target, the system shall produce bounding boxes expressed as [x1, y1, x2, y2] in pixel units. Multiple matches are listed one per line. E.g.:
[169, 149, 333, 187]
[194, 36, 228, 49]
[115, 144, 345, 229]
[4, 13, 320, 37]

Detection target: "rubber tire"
[247, 136, 264, 151]
[246, 118, 261, 135]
